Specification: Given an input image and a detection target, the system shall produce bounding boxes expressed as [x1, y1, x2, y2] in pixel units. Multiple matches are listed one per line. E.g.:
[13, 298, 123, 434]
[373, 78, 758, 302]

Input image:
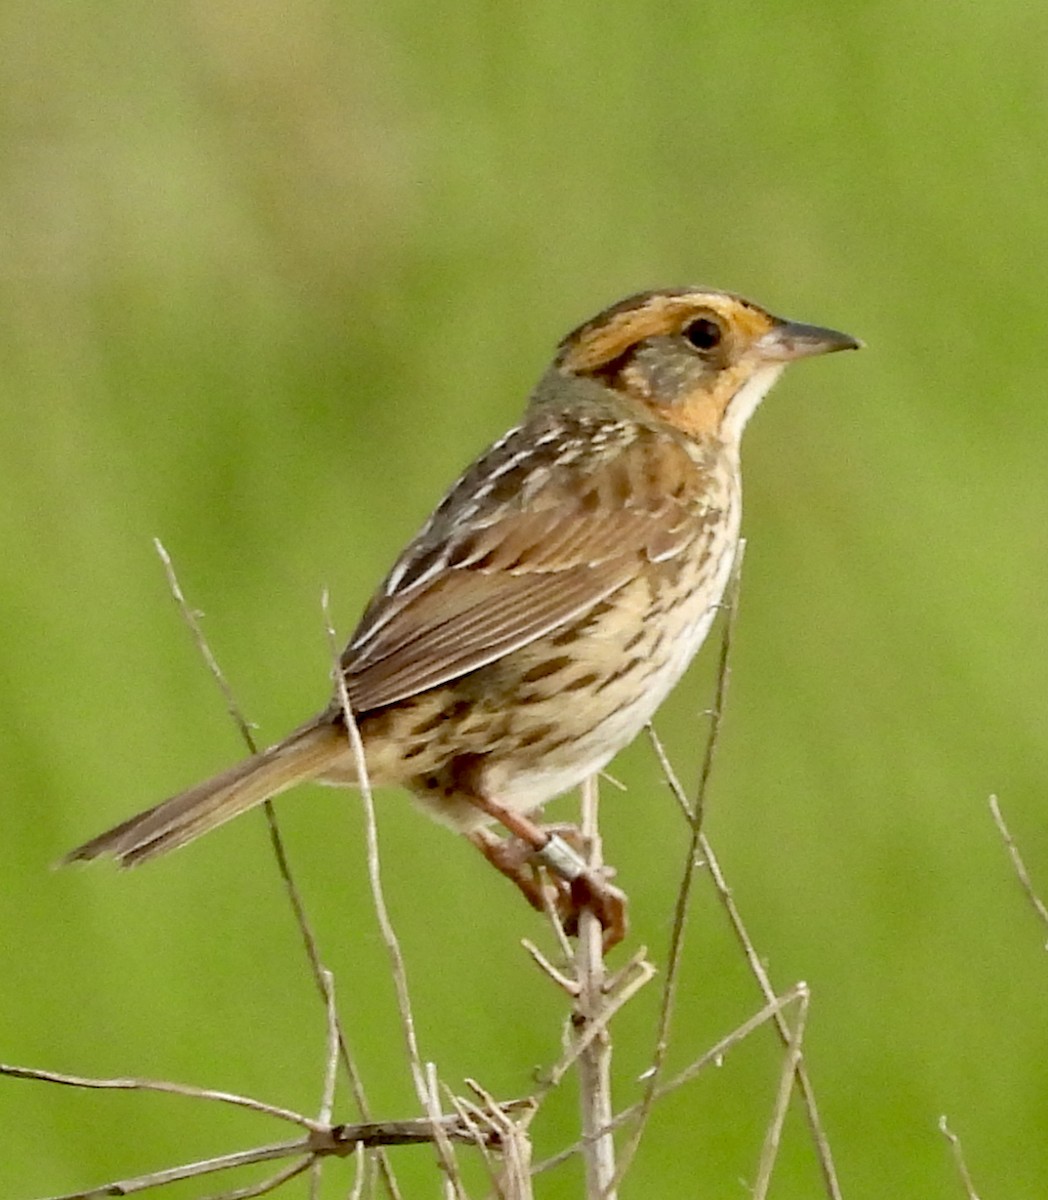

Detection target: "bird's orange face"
[556, 288, 860, 443]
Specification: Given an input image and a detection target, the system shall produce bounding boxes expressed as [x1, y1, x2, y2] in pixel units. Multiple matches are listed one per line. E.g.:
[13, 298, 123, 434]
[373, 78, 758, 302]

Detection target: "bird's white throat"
[721, 363, 786, 443]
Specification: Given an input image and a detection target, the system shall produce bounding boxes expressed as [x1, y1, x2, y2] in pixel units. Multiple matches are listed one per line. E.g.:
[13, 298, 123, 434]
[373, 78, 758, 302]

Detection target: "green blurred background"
[3, 3, 1047, 1196]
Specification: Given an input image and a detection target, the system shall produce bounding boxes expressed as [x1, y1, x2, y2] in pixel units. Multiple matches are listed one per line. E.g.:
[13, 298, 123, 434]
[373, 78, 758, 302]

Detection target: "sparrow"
[65, 287, 861, 946]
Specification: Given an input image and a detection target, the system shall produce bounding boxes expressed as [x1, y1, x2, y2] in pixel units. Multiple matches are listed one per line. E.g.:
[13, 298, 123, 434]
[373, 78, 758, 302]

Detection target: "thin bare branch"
[646, 727, 692, 823]
[444, 1087, 501, 1194]
[602, 944, 653, 996]
[323, 590, 427, 1107]
[31, 1140, 310, 1200]
[539, 880, 576, 963]
[310, 970, 340, 1200]
[521, 938, 580, 996]
[989, 794, 1048, 943]
[20, 1105, 517, 1200]
[644, 725, 843, 1199]
[201, 1158, 314, 1200]
[484, 1100, 534, 1200]
[307, 1157, 322, 1200]
[461, 1080, 536, 1200]
[422, 1063, 468, 1200]
[0, 1063, 512, 1188]
[701, 829, 841, 1198]
[0, 1063, 320, 1131]
[346, 1145, 367, 1200]
[314, 1115, 511, 1149]
[573, 775, 618, 1200]
[939, 1116, 982, 1200]
[542, 957, 655, 1092]
[256, 805, 396, 1195]
[653, 984, 806, 1104]
[533, 984, 806, 1176]
[318, 969, 340, 1125]
[616, 541, 745, 1187]
[690, 539, 745, 833]
[154, 539, 258, 750]
[154, 541, 401, 1200]
[751, 984, 810, 1200]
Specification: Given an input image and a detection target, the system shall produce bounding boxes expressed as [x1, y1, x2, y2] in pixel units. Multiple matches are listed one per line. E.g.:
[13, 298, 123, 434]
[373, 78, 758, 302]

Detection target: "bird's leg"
[465, 795, 627, 951]
[469, 827, 554, 914]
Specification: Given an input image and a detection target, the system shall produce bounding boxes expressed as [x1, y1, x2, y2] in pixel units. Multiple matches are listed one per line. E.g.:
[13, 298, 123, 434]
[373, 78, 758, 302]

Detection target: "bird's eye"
[683, 317, 724, 352]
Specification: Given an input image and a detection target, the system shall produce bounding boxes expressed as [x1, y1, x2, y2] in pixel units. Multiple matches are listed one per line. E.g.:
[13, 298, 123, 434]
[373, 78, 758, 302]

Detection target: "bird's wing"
[340, 420, 718, 712]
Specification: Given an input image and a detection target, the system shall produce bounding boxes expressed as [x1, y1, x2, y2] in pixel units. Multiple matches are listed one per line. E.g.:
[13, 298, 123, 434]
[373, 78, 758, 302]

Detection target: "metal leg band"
[536, 833, 587, 881]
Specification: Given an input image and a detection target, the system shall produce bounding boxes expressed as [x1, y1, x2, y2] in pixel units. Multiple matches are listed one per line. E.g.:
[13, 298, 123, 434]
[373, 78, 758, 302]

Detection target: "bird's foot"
[469, 821, 628, 952]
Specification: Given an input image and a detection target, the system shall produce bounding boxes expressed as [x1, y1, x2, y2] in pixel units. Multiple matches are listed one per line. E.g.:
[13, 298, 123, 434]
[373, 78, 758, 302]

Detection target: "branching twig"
[751, 983, 810, 1199]
[635, 533, 841, 1199]
[310, 969, 341, 1199]
[1, 1058, 516, 1200]
[422, 1062, 469, 1200]
[155, 541, 401, 1200]
[541, 953, 655, 1090]
[33, 1144, 312, 1200]
[520, 778, 657, 1196]
[347, 1144, 368, 1200]
[615, 541, 745, 1187]
[574, 775, 618, 1200]
[462, 1079, 536, 1200]
[0, 1063, 321, 1130]
[939, 1115, 982, 1200]
[323, 588, 428, 1107]
[154, 539, 258, 750]
[14, 541, 847, 1200]
[317, 969, 340, 1126]
[648, 730, 843, 1198]
[532, 983, 807, 1176]
[989, 794, 1048, 944]
[202, 1157, 314, 1200]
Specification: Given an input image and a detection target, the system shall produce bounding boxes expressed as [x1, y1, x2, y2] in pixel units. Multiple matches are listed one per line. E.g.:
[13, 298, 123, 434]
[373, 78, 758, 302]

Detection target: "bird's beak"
[756, 320, 864, 363]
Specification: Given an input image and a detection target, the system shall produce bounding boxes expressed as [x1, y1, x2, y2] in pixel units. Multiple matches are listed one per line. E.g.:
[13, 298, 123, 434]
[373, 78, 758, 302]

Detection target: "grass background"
[3, 3, 1047, 1196]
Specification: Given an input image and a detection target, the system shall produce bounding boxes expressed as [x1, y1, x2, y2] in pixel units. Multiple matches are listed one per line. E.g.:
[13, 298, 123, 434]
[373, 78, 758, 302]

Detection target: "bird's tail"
[62, 718, 345, 867]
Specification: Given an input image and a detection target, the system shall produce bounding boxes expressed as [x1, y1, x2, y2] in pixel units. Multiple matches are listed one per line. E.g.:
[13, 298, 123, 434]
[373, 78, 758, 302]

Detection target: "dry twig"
[517, 782, 658, 1197]
[574, 775, 619, 1199]
[155, 541, 400, 1199]
[939, 1115, 982, 1200]
[324, 588, 476, 1195]
[988, 794, 1048, 944]
[0, 1063, 321, 1129]
[0, 1058, 517, 1200]
[648, 728, 843, 1198]
[10, 539, 848, 1199]
[614, 541, 745, 1189]
[532, 983, 808, 1176]
[751, 983, 810, 1199]
[322, 588, 428, 1105]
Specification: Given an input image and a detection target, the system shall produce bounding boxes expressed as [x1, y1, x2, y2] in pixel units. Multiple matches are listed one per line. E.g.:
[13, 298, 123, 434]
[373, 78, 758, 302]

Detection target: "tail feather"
[63, 719, 344, 867]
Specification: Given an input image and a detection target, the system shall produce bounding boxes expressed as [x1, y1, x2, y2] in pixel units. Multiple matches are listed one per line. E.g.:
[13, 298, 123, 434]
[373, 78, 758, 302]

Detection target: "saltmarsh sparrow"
[66, 288, 861, 945]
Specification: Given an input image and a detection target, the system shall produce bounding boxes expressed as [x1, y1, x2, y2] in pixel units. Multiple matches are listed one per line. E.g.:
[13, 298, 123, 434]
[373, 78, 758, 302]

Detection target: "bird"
[64, 287, 861, 946]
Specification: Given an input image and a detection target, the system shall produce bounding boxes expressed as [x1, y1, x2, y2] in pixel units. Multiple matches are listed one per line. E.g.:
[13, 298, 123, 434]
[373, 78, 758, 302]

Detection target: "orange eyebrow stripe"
[559, 295, 701, 373]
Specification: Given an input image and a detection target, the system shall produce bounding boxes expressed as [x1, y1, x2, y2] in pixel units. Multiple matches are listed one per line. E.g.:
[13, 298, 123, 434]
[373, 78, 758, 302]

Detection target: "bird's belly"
[489, 578, 724, 816]
[339, 528, 740, 831]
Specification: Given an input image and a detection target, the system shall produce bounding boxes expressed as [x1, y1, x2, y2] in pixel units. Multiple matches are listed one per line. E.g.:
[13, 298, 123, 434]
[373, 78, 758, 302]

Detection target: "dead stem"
[574, 775, 618, 1200]
[939, 1116, 982, 1200]
[532, 984, 807, 1177]
[751, 984, 810, 1199]
[989, 795, 1048, 943]
[647, 727, 843, 1200]
[614, 541, 745, 1190]
[155, 540, 401, 1200]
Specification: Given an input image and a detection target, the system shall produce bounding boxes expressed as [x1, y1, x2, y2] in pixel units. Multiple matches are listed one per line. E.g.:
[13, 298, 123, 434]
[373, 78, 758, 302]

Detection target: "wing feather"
[341, 416, 717, 713]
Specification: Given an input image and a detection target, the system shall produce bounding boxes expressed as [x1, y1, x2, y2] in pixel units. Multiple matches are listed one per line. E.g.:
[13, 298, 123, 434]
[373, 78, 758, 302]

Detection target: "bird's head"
[553, 287, 861, 444]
